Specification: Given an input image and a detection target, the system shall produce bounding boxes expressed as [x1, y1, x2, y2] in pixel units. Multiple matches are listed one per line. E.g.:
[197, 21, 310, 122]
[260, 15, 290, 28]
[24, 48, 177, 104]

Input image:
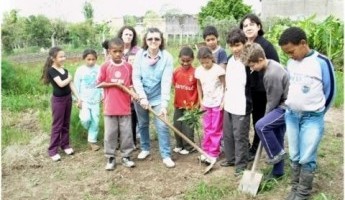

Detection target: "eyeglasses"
[146, 37, 161, 42]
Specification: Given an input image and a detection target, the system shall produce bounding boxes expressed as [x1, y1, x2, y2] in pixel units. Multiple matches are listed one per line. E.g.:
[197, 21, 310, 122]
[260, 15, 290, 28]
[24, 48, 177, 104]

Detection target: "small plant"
[177, 102, 206, 145]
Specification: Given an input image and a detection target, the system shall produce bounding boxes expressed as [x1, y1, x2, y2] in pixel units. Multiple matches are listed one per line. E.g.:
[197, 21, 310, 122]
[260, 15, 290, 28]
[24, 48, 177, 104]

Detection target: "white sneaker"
[64, 148, 74, 155]
[122, 157, 135, 168]
[105, 157, 115, 171]
[173, 147, 182, 153]
[51, 154, 61, 161]
[198, 154, 207, 162]
[163, 157, 175, 168]
[179, 149, 190, 155]
[137, 151, 150, 160]
[206, 156, 217, 164]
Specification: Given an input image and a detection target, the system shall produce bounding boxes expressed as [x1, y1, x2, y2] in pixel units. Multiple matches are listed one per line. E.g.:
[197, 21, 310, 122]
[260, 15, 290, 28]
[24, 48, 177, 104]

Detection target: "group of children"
[42, 21, 335, 199]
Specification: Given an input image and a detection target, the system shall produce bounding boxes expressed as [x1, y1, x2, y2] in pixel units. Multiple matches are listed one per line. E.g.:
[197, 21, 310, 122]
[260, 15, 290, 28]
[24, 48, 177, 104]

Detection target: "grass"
[334, 71, 343, 108]
[1, 127, 33, 147]
[184, 180, 236, 200]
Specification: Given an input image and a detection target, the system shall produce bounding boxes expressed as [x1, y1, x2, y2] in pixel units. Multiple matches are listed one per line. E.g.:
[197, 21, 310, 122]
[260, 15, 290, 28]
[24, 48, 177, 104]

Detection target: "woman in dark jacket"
[239, 13, 280, 158]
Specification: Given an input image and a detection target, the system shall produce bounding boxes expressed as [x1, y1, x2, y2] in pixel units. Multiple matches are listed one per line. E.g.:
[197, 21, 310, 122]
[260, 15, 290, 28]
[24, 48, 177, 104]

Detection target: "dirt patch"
[1, 108, 343, 199]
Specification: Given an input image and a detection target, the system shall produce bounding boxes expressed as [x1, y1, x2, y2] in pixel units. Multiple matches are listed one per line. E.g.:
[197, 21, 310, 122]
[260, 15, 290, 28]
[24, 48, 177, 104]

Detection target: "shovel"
[238, 142, 263, 196]
[115, 84, 216, 174]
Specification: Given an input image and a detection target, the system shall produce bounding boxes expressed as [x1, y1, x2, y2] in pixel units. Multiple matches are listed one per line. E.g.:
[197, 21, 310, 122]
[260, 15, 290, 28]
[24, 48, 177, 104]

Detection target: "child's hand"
[76, 99, 82, 109]
[139, 98, 149, 109]
[159, 107, 168, 120]
[132, 93, 140, 101]
[220, 101, 224, 110]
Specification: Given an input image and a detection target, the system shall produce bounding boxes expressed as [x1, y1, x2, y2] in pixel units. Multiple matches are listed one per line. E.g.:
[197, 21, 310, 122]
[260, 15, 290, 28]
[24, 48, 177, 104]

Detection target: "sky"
[1, 0, 209, 22]
[1, 0, 261, 23]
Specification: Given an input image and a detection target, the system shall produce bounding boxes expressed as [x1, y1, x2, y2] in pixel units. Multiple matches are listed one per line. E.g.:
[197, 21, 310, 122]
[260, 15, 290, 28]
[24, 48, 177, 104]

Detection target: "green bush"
[1, 60, 17, 93]
[264, 15, 344, 70]
[333, 71, 343, 108]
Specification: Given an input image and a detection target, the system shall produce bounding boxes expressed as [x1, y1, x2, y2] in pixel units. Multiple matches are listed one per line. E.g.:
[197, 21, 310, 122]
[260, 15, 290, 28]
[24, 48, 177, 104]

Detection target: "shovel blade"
[203, 160, 216, 175]
[238, 170, 263, 196]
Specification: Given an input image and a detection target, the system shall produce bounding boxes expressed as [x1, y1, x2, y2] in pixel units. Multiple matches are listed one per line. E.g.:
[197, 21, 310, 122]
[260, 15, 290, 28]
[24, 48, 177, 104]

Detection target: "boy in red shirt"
[172, 46, 199, 155]
[97, 38, 136, 170]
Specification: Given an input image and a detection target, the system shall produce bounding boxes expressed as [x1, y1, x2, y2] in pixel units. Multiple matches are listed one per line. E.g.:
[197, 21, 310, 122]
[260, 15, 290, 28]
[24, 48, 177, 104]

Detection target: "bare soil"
[2, 108, 343, 200]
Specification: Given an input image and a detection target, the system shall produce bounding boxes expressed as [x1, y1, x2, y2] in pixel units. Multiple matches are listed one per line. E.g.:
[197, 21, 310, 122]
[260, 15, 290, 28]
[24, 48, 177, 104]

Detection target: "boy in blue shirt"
[202, 25, 228, 69]
[279, 27, 336, 200]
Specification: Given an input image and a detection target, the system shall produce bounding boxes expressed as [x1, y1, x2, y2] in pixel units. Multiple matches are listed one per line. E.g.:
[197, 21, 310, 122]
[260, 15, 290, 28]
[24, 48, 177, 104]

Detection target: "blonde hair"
[241, 43, 266, 66]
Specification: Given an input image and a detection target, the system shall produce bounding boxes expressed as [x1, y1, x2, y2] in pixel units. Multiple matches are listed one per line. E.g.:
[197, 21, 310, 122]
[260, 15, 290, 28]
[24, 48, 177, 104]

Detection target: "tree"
[51, 19, 70, 46]
[143, 10, 161, 28]
[202, 16, 237, 47]
[123, 15, 137, 27]
[198, 0, 252, 28]
[68, 22, 96, 48]
[83, 1, 94, 23]
[24, 15, 53, 47]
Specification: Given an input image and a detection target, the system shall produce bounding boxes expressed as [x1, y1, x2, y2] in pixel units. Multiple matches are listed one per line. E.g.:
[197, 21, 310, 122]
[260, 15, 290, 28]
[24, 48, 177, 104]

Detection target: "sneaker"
[220, 160, 235, 167]
[90, 143, 100, 151]
[51, 154, 61, 162]
[198, 154, 207, 163]
[173, 147, 182, 153]
[266, 150, 286, 165]
[163, 157, 175, 168]
[105, 157, 115, 171]
[234, 167, 246, 177]
[64, 148, 74, 155]
[137, 151, 150, 160]
[205, 156, 217, 164]
[122, 157, 135, 168]
[179, 149, 190, 155]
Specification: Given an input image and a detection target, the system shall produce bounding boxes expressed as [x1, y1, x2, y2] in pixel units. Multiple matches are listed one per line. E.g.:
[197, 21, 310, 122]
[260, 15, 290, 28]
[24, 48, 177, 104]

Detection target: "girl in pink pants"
[194, 47, 225, 163]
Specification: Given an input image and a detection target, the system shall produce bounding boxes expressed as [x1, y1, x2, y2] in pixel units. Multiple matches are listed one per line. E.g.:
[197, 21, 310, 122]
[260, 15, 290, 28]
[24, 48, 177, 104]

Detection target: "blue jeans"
[285, 109, 325, 172]
[255, 107, 285, 175]
[134, 102, 171, 159]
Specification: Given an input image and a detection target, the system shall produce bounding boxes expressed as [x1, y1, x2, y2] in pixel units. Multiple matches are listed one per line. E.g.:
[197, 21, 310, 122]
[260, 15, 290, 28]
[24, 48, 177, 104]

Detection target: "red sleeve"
[97, 63, 106, 84]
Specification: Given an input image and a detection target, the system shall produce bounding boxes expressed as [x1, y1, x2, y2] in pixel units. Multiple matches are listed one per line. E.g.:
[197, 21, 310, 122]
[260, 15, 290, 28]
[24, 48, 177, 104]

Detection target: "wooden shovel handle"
[251, 142, 263, 172]
[115, 84, 213, 161]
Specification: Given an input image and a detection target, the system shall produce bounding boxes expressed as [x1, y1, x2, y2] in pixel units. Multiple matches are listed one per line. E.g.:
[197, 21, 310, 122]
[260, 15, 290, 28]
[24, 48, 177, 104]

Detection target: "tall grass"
[334, 71, 343, 108]
[1, 59, 90, 148]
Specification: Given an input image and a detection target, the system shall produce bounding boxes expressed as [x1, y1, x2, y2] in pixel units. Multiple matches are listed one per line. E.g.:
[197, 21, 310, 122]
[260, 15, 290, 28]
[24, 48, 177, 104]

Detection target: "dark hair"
[82, 49, 97, 59]
[41, 46, 63, 85]
[197, 46, 214, 61]
[226, 28, 247, 45]
[108, 37, 124, 48]
[117, 25, 138, 47]
[142, 27, 165, 50]
[279, 27, 307, 46]
[179, 46, 194, 58]
[102, 40, 109, 49]
[239, 13, 264, 36]
[203, 25, 219, 39]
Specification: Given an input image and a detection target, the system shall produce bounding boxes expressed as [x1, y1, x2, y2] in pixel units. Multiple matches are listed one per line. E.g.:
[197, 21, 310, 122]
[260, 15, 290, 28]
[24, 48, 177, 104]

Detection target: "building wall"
[261, 0, 343, 21]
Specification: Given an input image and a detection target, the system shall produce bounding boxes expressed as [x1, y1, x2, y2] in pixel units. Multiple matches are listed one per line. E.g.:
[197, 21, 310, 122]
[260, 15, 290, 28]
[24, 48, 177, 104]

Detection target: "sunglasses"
[146, 37, 161, 42]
